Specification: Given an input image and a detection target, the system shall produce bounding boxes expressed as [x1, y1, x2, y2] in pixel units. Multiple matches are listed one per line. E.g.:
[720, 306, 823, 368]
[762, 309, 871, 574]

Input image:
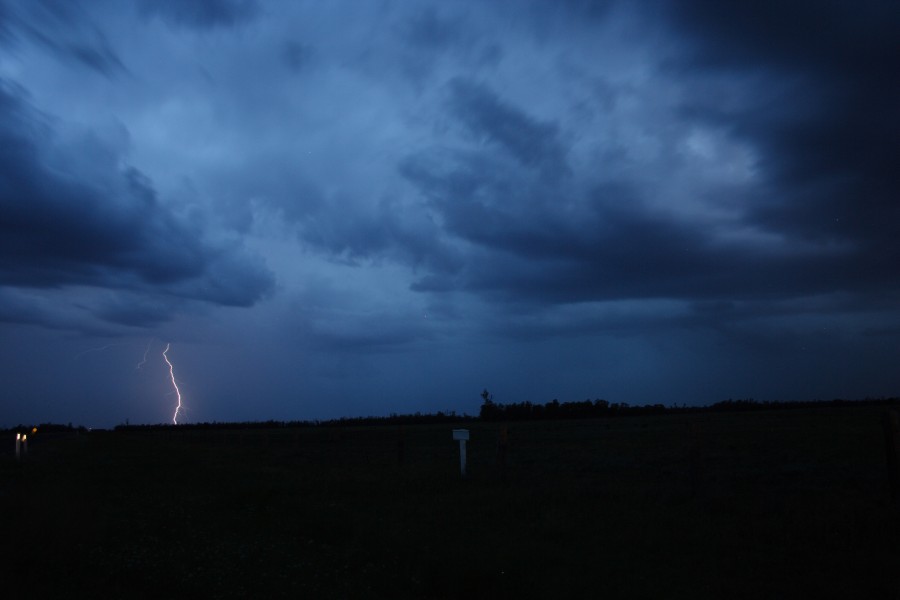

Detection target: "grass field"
[2, 406, 899, 598]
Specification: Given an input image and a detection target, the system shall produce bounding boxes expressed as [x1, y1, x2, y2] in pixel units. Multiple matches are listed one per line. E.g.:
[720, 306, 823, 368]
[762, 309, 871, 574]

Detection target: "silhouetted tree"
[480, 389, 502, 421]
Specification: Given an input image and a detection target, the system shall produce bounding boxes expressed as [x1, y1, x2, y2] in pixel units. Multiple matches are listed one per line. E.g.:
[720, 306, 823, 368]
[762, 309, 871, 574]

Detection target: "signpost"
[453, 429, 469, 477]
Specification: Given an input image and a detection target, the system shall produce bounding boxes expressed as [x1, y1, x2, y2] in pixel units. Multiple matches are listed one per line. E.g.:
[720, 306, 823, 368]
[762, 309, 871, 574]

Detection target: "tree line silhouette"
[478, 390, 664, 421]
[478, 390, 899, 421]
[5, 396, 898, 434]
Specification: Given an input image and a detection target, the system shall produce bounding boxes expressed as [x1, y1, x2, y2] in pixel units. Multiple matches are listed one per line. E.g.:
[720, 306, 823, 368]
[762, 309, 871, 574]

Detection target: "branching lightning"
[162, 343, 183, 425]
[136, 339, 154, 370]
[75, 343, 125, 359]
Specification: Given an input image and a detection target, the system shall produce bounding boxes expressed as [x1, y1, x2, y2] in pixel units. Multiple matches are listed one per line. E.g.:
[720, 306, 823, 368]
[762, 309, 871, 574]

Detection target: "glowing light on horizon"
[162, 343, 183, 425]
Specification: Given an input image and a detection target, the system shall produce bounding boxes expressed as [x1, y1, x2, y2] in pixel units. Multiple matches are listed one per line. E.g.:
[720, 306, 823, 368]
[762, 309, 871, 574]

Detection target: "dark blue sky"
[1, 0, 898, 427]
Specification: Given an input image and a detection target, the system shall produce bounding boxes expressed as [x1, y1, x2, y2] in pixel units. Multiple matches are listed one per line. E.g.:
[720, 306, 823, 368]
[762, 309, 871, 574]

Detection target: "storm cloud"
[1, 0, 897, 426]
[0, 78, 273, 323]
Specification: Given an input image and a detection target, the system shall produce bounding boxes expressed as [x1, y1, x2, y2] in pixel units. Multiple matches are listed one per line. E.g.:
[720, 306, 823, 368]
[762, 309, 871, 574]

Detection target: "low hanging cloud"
[0, 79, 274, 330]
[446, 77, 570, 177]
[669, 0, 900, 245]
[136, 0, 260, 30]
[393, 2, 896, 318]
[1, 0, 125, 77]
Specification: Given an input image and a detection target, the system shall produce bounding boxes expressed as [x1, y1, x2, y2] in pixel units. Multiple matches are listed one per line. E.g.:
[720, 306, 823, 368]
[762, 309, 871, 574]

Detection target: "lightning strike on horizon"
[162, 343, 183, 425]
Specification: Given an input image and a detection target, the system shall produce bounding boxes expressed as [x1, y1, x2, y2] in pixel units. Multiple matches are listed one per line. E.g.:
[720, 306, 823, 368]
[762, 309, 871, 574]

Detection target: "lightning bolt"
[75, 343, 125, 359]
[136, 339, 154, 370]
[162, 343, 183, 425]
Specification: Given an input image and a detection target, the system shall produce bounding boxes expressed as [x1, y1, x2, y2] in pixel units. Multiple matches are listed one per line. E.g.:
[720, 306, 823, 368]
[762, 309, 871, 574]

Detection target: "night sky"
[1, 0, 898, 428]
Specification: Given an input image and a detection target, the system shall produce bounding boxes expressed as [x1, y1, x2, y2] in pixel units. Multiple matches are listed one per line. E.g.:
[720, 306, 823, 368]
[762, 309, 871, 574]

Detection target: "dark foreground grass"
[2, 406, 899, 598]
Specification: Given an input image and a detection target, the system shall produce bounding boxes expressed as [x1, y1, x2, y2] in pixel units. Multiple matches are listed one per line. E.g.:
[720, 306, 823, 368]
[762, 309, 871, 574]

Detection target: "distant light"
[22, 435, 27, 441]
[32, 427, 37, 434]
[16, 433, 21, 440]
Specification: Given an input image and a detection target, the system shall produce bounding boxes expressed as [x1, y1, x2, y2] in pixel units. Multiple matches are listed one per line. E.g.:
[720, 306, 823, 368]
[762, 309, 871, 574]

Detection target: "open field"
[2, 406, 899, 598]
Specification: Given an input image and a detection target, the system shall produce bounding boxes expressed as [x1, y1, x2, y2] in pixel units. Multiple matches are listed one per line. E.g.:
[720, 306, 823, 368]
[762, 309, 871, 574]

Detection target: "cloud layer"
[0, 0, 897, 425]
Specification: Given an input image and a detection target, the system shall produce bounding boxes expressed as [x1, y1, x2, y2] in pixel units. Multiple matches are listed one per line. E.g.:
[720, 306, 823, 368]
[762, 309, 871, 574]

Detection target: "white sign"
[452, 429, 469, 476]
